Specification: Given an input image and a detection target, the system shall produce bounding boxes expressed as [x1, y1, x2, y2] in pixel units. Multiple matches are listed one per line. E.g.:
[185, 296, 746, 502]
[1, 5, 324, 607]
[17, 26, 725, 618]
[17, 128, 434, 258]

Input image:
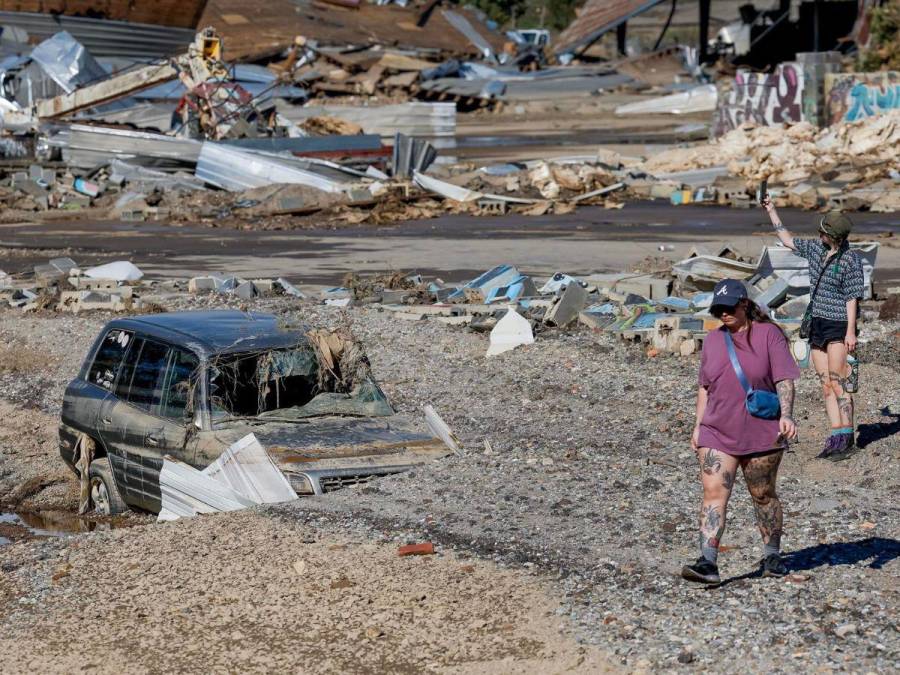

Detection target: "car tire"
[88, 458, 128, 515]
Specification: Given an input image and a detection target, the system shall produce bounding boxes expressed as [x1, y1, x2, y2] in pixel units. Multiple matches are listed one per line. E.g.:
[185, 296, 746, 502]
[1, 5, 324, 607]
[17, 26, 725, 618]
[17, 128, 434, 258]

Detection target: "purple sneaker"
[815, 434, 840, 460]
[827, 433, 857, 462]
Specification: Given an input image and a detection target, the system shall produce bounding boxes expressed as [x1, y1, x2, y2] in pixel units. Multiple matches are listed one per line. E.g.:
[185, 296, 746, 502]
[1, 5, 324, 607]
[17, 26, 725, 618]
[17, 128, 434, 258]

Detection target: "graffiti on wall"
[713, 63, 805, 137]
[825, 72, 900, 126]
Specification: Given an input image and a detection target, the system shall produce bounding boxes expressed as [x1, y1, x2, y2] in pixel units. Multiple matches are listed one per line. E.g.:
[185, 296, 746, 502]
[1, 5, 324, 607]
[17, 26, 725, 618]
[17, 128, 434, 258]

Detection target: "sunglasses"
[710, 304, 736, 318]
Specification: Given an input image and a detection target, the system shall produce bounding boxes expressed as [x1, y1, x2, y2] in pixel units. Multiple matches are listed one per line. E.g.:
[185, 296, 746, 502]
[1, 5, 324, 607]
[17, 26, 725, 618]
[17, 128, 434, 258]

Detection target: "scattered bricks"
[398, 543, 435, 557]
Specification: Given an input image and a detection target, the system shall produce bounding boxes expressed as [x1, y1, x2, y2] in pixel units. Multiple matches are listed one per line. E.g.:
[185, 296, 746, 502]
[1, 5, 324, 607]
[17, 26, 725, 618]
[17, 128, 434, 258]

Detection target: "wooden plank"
[35, 62, 179, 119]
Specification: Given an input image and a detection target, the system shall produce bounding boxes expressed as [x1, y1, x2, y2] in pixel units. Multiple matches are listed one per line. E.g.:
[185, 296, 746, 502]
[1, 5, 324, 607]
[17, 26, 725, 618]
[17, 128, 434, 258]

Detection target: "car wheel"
[88, 458, 128, 515]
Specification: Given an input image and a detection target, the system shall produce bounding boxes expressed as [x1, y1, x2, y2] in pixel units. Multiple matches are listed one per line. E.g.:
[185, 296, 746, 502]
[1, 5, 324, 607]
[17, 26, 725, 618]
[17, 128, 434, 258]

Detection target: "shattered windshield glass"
[209, 337, 393, 424]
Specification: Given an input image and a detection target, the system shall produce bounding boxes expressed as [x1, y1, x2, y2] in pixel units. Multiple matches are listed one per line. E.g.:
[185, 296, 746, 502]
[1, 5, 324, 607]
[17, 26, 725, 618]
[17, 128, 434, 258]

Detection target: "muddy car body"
[59, 311, 448, 514]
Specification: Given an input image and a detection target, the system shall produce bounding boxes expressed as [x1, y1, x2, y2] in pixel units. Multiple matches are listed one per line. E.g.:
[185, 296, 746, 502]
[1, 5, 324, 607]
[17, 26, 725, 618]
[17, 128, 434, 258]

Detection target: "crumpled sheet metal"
[30, 30, 109, 94]
[441, 10, 494, 60]
[158, 433, 297, 522]
[196, 142, 349, 194]
[413, 171, 535, 204]
[58, 124, 201, 171]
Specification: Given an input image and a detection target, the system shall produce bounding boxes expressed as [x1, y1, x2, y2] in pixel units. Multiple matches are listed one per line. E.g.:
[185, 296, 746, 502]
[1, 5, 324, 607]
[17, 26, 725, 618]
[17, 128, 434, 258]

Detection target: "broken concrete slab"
[544, 281, 588, 328]
[751, 276, 789, 309]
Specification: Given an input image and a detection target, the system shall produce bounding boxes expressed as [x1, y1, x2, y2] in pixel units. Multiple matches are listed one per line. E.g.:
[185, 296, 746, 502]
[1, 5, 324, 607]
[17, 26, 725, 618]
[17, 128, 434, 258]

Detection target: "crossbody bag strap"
[723, 330, 752, 395]
[809, 247, 844, 303]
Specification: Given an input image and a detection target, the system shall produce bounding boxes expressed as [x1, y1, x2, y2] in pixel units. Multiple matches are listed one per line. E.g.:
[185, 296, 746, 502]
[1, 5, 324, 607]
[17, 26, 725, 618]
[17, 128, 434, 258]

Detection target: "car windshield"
[209, 340, 393, 424]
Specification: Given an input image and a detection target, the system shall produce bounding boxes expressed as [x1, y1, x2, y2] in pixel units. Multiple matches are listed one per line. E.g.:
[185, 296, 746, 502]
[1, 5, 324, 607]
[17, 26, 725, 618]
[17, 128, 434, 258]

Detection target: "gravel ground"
[0, 510, 611, 673]
[0, 295, 897, 672]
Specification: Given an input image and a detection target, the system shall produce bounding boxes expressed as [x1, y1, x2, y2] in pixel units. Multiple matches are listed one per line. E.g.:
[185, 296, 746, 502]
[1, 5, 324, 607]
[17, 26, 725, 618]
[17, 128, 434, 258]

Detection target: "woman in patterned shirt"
[762, 199, 866, 460]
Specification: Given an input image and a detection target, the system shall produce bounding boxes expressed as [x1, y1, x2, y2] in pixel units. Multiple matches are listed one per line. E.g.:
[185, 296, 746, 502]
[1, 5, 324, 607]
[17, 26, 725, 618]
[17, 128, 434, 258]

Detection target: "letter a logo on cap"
[716, 286, 728, 296]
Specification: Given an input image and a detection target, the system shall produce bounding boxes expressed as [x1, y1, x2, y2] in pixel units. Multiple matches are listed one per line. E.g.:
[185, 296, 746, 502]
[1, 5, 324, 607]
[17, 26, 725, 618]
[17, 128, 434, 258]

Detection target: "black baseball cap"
[710, 279, 747, 307]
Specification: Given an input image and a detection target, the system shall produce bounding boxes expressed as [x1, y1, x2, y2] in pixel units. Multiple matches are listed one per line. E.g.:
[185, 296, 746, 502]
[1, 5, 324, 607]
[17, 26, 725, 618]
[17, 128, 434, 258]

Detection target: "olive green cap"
[819, 212, 853, 240]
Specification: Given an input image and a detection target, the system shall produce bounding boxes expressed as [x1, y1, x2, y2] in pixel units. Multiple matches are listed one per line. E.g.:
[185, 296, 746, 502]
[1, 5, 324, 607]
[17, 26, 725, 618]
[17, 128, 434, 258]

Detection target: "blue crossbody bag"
[723, 331, 781, 420]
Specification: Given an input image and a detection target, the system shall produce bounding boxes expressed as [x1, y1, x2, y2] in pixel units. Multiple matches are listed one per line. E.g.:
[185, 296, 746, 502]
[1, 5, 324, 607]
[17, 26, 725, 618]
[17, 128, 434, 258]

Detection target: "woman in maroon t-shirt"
[681, 279, 800, 585]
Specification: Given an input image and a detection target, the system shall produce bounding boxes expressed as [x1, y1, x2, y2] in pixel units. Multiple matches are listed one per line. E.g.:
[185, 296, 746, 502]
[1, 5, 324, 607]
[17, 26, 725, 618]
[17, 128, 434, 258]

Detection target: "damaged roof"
[0, 0, 209, 29]
[109, 311, 308, 356]
[554, 0, 667, 56]
[201, 0, 506, 62]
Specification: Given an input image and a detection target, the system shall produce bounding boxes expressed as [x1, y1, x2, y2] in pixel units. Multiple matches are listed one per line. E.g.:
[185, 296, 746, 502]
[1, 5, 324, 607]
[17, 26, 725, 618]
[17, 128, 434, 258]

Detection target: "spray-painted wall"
[713, 63, 805, 136]
[825, 72, 900, 125]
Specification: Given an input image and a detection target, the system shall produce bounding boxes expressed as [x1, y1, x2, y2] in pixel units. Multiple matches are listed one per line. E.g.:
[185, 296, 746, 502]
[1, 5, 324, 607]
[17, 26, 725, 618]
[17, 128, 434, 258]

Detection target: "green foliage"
[857, 0, 900, 71]
[460, 0, 580, 31]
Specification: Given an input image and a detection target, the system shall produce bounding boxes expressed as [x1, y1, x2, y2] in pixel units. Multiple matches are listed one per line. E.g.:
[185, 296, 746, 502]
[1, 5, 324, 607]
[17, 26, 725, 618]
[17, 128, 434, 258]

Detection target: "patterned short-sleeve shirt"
[793, 238, 865, 321]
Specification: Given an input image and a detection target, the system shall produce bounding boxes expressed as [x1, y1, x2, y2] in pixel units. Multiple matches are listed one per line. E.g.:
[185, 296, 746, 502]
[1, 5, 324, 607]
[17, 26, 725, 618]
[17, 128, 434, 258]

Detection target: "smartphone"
[757, 179, 768, 205]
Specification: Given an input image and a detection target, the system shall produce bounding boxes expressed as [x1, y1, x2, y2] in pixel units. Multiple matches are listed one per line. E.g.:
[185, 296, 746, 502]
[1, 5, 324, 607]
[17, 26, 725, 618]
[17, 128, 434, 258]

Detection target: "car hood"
[196, 415, 450, 471]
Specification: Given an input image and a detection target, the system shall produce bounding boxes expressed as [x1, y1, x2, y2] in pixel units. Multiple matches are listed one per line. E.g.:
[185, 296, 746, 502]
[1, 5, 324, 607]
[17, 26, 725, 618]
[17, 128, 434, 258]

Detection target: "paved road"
[1, 202, 897, 287]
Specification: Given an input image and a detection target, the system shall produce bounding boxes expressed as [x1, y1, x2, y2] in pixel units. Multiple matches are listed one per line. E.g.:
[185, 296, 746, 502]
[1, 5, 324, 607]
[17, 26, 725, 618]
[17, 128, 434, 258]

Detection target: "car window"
[114, 337, 143, 401]
[160, 348, 199, 420]
[87, 329, 133, 391]
[126, 340, 170, 413]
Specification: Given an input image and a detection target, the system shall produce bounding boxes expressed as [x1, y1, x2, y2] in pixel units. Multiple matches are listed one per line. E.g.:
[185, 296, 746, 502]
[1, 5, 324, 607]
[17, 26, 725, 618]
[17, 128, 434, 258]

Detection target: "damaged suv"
[59, 311, 449, 514]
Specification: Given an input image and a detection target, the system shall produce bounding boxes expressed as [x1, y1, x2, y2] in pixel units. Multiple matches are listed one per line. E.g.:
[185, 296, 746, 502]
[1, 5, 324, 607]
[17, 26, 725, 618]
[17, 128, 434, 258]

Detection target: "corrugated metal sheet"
[419, 71, 633, 101]
[58, 123, 201, 170]
[0, 12, 196, 59]
[554, 0, 667, 56]
[195, 142, 348, 193]
[441, 10, 494, 59]
[224, 135, 383, 153]
[277, 102, 456, 139]
[158, 433, 299, 521]
[76, 102, 175, 131]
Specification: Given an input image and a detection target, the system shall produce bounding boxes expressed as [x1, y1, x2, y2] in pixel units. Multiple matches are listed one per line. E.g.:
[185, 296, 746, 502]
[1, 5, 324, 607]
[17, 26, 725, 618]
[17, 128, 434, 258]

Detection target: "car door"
[60, 328, 134, 467]
[99, 338, 198, 513]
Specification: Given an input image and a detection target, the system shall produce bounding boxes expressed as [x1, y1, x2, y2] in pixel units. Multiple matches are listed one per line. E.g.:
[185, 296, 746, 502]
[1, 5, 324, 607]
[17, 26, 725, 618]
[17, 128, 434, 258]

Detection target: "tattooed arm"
[692, 386, 708, 451]
[776, 379, 798, 440]
[761, 196, 796, 250]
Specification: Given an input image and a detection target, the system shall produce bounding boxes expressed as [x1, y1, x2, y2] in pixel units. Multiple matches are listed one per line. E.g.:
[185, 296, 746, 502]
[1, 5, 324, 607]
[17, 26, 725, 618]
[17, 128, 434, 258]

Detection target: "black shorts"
[809, 317, 854, 350]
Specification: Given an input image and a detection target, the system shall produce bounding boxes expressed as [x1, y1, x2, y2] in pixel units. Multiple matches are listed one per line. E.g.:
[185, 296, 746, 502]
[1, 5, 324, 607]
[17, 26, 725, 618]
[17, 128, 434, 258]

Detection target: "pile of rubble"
[639, 111, 900, 211]
[0, 257, 308, 314]
[321, 241, 881, 359]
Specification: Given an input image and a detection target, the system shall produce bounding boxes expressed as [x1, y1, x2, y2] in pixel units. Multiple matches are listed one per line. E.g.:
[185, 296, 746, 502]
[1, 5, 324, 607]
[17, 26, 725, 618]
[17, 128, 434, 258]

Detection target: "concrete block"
[189, 276, 219, 293]
[544, 280, 588, 328]
[233, 281, 258, 300]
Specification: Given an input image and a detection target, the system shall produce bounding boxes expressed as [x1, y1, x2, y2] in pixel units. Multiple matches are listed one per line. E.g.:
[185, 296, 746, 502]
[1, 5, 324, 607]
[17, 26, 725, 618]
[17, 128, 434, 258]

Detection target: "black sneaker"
[761, 553, 788, 577]
[681, 557, 720, 584]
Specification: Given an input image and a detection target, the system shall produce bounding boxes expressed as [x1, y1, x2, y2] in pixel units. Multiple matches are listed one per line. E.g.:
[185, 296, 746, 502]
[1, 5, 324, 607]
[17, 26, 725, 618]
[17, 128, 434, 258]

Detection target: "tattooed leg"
[696, 448, 738, 563]
[827, 341, 854, 430]
[811, 348, 842, 428]
[740, 450, 784, 555]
